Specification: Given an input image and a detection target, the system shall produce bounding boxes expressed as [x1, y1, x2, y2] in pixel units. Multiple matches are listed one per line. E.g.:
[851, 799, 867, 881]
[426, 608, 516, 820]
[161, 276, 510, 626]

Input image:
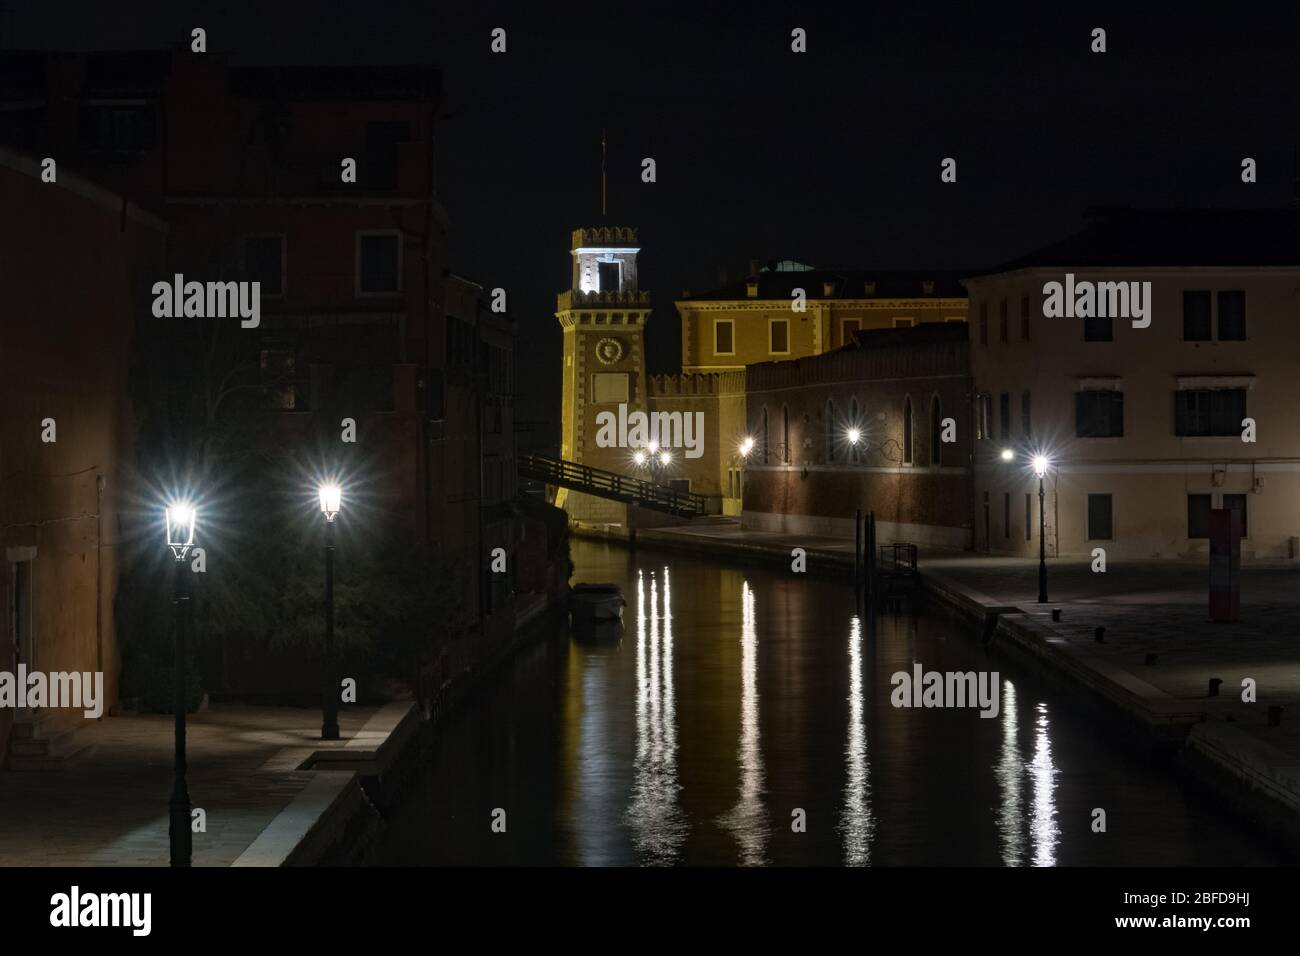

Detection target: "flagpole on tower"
[601, 128, 607, 218]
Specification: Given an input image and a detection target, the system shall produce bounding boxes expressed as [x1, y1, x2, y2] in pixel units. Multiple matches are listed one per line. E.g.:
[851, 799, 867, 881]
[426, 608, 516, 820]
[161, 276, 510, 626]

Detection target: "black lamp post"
[165, 502, 196, 868]
[318, 483, 342, 740]
[1033, 455, 1049, 603]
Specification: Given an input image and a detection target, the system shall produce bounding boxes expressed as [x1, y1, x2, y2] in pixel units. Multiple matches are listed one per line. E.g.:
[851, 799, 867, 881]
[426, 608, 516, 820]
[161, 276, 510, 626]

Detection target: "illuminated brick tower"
[555, 226, 651, 518]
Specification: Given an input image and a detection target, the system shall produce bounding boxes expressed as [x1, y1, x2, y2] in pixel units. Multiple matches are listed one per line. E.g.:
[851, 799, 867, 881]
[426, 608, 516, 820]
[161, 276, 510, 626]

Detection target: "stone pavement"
[919, 554, 1300, 759]
[0, 702, 401, 866]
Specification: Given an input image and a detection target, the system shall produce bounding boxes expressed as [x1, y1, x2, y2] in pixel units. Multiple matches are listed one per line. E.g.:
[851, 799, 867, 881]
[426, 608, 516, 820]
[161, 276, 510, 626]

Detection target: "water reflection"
[626, 569, 687, 863]
[994, 679, 1025, 866]
[1029, 701, 1060, 866]
[719, 581, 770, 864]
[839, 614, 874, 865]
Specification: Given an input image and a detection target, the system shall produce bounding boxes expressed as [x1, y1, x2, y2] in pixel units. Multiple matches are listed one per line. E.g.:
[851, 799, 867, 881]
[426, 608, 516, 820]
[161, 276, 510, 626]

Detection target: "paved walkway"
[920, 554, 1300, 757]
[0, 703, 403, 866]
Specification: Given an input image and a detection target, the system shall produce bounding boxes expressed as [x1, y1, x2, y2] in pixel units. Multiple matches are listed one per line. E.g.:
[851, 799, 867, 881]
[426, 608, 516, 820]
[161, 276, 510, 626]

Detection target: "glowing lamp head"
[739, 436, 754, 458]
[647, 440, 659, 455]
[318, 483, 342, 521]
[165, 502, 196, 560]
[847, 427, 862, 446]
[1000, 448, 1014, 462]
[659, 451, 672, 467]
[633, 451, 647, 467]
[1032, 455, 1049, 478]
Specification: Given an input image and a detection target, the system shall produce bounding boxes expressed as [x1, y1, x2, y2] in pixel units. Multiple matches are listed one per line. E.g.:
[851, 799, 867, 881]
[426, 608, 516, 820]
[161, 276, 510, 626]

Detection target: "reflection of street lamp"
[1033, 455, 1049, 603]
[318, 483, 342, 741]
[164, 501, 196, 868]
[1000, 448, 1014, 462]
[846, 427, 861, 446]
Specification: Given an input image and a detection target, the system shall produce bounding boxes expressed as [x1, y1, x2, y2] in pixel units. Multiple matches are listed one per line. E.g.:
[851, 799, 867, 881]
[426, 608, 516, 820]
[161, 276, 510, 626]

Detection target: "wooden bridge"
[518, 453, 707, 518]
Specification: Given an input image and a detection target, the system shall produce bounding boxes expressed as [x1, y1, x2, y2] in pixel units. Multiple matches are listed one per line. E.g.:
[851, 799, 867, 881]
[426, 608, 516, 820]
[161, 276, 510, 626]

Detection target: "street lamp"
[318, 483, 342, 741]
[739, 436, 754, 459]
[164, 501, 195, 868]
[1033, 455, 1049, 603]
[846, 427, 861, 446]
[633, 450, 647, 467]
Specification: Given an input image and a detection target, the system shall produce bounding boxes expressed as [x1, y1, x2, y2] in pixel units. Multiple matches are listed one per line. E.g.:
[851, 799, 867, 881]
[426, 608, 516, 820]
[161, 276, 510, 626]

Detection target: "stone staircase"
[5, 713, 96, 771]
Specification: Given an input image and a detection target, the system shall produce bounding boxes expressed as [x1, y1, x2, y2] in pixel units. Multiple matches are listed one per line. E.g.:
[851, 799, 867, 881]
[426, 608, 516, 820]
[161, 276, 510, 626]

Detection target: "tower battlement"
[571, 226, 638, 249]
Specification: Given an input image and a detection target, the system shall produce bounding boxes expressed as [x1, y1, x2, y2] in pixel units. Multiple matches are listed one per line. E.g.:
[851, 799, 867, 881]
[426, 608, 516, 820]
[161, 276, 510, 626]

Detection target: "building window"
[244, 235, 285, 296]
[999, 299, 1008, 343]
[667, 478, 691, 493]
[770, 318, 790, 354]
[1174, 388, 1246, 437]
[356, 231, 401, 294]
[1218, 290, 1246, 340]
[1084, 312, 1113, 342]
[1025, 493, 1032, 542]
[1187, 494, 1211, 539]
[902, 397, 914, 465]
[1183, 290, 1212, 341]
[975, 393, 992, 441]
[78, 102, 157, 152]
[893, 317, 915, 328]
[1225, 493, 1248, 537]
[978, 302, 988, 345]
[597, 260, 621, 293]
[1021, 391, 1032, 437]
[781, 405, 790, 464]
[1003, 492, 1011, 540]
[999, 392, 1010, 440]
[930, 396, 942, 466]
[842, 318, 861, 345]
[1076, 389, 1124, 437]
[1020, 296, 1030, 341]
[761, 407, 769, 464]
[715, 319, 735, 355]
[1087, 494, 1113, 541]
[825, 399, 836, 463]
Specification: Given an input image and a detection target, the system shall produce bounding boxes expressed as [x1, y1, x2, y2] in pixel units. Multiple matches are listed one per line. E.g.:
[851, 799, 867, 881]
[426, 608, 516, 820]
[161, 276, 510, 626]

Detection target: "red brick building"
[1, 49, 538, 713]
[743, 322, 973, 548]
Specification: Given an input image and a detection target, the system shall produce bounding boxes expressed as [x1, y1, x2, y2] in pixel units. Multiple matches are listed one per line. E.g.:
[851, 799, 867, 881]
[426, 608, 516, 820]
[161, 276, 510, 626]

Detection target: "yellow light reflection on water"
[840, 614, 874, 865]
[626, 569, 686, 863]
[719, 580, 769, 865]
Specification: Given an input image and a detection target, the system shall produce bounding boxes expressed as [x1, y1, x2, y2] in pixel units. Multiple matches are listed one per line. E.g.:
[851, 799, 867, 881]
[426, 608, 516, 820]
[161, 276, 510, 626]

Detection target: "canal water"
[379, 540, 1285, 866]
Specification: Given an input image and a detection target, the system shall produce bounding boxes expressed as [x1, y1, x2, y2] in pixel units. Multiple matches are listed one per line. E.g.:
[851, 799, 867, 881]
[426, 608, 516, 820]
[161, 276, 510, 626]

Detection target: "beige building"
[966, 207, 1300, 560]
[676, 263, 967, 373]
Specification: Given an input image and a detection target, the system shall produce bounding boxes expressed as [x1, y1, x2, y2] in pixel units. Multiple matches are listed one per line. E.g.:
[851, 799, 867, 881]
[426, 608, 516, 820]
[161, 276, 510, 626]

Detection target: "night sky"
[6, 2, 1298, 450]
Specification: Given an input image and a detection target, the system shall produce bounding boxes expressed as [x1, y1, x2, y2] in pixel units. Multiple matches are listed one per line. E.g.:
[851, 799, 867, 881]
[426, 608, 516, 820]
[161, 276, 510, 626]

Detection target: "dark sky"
[6, 2, 1299, 451]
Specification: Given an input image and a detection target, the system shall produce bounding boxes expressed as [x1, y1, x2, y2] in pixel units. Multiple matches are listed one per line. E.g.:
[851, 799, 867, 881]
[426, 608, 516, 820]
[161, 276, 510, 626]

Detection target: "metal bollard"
[1208, 677, 1223, 697]
[1144, 653, 1158, 666]
[1268, 705, 1283, 727]
[1051, 608, 1062, 622]
[1094, 626, 1106, 643]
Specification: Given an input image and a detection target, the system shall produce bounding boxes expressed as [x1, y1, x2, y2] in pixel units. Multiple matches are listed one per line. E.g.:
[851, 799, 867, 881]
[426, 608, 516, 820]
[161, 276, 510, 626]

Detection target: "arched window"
[903, 396, 914, 465]
[782, 405, 790, 464]
[825, 399, 836, 463]
[761, 407, 769, 464]
[930, 395, 942, 466]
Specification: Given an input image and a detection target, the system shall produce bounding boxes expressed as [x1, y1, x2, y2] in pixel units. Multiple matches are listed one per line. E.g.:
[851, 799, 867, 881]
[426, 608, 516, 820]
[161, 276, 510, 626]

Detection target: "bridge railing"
[518, 453, 706, 516]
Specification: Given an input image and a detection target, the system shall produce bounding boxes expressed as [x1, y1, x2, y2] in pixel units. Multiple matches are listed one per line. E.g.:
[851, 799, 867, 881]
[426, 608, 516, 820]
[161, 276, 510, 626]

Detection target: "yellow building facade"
[676, 264, 968, 373]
